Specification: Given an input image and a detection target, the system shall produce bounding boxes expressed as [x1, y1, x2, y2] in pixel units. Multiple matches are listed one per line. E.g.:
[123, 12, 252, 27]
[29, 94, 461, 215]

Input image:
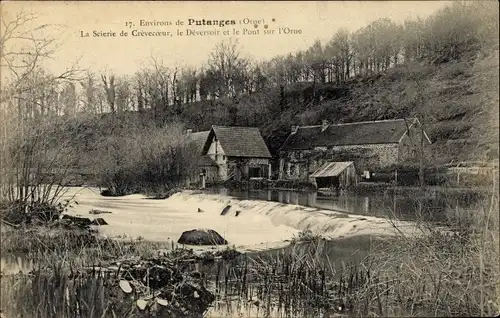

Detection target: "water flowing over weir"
[166, 191, 417, 239]
[58, 188, 418, 252]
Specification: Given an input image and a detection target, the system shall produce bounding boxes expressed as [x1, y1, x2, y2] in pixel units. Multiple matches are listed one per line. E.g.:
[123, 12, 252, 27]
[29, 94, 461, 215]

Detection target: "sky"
[1, 1, 452, 76]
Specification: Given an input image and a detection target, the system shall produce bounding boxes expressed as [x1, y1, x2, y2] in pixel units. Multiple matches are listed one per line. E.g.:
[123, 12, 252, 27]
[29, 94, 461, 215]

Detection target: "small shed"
[310, 161, 356, 189]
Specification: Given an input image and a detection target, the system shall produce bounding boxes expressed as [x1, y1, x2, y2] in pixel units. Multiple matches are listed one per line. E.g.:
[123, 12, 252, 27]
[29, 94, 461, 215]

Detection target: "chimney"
[321, 120, 329, 132]
[291, 126, 299, 134]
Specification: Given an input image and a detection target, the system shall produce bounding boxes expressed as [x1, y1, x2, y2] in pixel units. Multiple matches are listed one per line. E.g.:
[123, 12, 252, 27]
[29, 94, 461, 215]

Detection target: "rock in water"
[61, 215, 92, 227]
[91, 218, 108, 225]
[89, 209, 112, 215]
[220, 205, 231, 216]
[177, 229, 228, 245]
[100, 189, 113, 196]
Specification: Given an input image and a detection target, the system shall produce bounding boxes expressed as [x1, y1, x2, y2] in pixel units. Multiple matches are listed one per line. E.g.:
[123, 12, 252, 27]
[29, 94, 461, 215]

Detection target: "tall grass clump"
[206, 237, 378, 317]
[348, 185, 499, 317]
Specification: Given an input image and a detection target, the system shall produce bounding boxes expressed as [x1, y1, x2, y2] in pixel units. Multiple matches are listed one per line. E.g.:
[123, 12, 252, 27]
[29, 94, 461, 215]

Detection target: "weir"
[58, 188, 418, 252]
[165, 191, 417, 239]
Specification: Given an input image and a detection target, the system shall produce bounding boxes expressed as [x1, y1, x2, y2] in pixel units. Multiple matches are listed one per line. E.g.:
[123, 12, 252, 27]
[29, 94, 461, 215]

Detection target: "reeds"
[347, 189, 500, 317]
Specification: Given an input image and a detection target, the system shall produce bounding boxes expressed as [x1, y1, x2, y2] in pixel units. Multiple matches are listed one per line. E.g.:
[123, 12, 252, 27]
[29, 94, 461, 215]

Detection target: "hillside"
[176, 51, 499, 166]
[67, 50, 499, 171]
[280, 51, 499, 165]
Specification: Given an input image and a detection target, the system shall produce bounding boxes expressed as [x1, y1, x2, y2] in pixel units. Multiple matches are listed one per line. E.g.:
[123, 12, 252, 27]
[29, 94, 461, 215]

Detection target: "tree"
[206, 38, 250, 98]
[325, 28, 353, 84]
[101, 73, 116, 113]
[115, 75, 133, 112]
[80, 71, 99, 113]
[179, 66, 198, 103]
[402, 18, 426, 62]
[60, 82, 77, 116]
[0, 8, 81, 210]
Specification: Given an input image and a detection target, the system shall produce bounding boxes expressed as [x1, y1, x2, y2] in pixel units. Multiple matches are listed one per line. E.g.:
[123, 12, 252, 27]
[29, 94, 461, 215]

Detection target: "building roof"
[197, 155, 218, 167]
[311, 161, 354, 178]
[187, 131, 210, 154]
[281, 118, 431, 151]
[202, 126, 272, 158]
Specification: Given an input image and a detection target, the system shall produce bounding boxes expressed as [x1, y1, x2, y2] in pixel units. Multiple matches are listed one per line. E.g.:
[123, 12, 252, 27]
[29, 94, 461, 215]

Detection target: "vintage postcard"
[1, 1, 498, 317]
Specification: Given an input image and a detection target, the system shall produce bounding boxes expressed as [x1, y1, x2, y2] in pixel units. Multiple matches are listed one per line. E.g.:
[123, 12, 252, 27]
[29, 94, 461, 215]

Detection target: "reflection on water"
[220, 189, 476, 222]
[0, 254, 34, 275]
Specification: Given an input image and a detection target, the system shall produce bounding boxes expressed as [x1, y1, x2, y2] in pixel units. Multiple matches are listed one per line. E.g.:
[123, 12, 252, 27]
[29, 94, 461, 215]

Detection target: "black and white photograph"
[0, 1, 499, 317]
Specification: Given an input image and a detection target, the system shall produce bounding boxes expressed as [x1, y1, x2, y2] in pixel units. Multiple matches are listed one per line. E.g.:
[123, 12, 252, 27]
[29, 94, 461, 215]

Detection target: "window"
[249, 167, 260, 178]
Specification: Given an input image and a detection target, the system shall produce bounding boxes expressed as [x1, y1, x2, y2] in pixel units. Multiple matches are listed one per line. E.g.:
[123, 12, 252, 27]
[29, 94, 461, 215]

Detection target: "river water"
[1, 187, 480, 278]
[0, 253, 35, 275]
[218, 188, 480, 223]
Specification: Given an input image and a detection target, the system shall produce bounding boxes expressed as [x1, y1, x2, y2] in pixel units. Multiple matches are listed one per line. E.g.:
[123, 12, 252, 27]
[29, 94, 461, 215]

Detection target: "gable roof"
[197, 155, 218, 167]
[187, 131, 210, 154]
[202, 126, 272, 158]
[281, 118, 431, 151]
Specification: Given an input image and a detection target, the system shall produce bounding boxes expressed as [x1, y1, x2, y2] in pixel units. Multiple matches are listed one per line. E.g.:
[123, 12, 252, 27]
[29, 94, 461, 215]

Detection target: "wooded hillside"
[1, 1, 498, 194]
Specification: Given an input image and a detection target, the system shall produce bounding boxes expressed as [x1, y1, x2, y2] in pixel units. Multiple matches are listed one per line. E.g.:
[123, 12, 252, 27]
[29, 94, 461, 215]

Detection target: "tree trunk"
[419, 126, 425, 189]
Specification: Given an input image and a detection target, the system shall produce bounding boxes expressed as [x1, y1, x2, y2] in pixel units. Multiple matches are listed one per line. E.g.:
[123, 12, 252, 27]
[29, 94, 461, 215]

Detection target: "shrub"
[290, 229, 324, 245]
[95, 122, 198, 196]
[0, 199, 69, 226]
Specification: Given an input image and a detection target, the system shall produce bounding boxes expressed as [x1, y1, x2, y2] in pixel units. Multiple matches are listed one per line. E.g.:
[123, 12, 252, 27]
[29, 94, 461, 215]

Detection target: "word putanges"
[187, 19, 236, 27]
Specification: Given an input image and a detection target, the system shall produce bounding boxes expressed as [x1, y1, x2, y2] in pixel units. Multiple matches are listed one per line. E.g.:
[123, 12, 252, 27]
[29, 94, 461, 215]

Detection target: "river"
[218, 188, 480, 223]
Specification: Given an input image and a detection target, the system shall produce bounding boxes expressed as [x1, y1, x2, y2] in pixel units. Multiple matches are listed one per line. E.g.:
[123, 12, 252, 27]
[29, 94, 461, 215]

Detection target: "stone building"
[187, 130, 219, 184]
[278, 118, 432, 184]
[188, 126, 272, 183]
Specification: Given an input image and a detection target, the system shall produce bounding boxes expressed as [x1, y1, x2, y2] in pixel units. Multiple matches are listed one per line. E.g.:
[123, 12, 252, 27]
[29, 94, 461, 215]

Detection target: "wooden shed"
[310, 161, 356, 189]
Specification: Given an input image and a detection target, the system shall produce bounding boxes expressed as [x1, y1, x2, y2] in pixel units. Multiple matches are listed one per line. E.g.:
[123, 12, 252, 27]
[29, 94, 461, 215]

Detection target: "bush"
[290, 229, 324, 245]
[0, 200, 68, 226]
[95, 122, 199, 196]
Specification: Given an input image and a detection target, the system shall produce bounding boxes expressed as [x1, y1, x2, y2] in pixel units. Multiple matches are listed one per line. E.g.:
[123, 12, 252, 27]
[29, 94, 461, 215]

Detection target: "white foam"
[59, 188, 417, 252]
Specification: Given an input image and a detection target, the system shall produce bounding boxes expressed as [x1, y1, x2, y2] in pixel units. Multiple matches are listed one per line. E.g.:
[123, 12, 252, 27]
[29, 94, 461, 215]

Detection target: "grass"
[349, 188, 500, 317]
[289, 228, 325, 245]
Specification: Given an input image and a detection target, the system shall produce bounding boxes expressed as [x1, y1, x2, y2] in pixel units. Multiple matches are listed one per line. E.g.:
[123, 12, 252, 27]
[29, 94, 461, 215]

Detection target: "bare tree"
[80, 71, 98, 113]
[115, 75, 133, 112]
[0, 8, 81, 209]
[1, 9, 81, 102]
[101, 73, 116, 113]
[60, 82, 77, 116]
[207, 38, 250, 98]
